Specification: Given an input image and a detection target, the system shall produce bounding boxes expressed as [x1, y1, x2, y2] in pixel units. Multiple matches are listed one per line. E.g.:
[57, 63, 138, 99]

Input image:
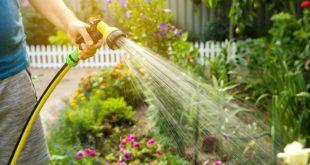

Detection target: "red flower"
[156, 150, 163, 156]
[243, 54, 250, 61]
[301, 1, 310, 8]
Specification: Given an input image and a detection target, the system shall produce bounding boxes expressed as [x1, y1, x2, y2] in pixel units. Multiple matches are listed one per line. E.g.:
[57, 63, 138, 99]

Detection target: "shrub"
[21, 7, 55, 44]
[48, 91, 135, 164]
[99, 98, 134, 125]
[203, 18, 229, 41]
[109, 0, 201, 72]
[77, 63, 143, 108]
[233, 11, 310, 151]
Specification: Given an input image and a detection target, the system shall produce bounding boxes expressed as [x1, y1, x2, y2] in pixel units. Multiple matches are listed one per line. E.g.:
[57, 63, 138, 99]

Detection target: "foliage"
[233, 11, 310, 151]
[48, 88, 135, 164]
[203, 18, 229, 41]
[76, 62, 143, 107]
[109, 0, 200, 72]
[48, 30, 71, 45]
[203, 0, 303, 35]
[206, 44, 236, 82]
[99, 98, 135, 125]
[77, 0, 104, 22]
[21, 7, 55, 44]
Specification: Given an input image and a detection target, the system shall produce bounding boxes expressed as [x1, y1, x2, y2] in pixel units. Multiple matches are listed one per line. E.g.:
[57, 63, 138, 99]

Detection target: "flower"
[106, 0, 112, 3]
[156, 150, 163, 156]
[117, 162, 127, 165]
[147, 138, 155, 145]
[122, 151, 132, 160]
[243, 54, 250, 61]
[84, 148, 97, 157]
[145, 0, 151, 3]
[132, 141, 140, 148]
[277, 141, 310, 165]
[125, 134, 135, 142]
[160, 23, 168, 30]
[125, 10, 132, 19]
[177, 30, 183, 36]
[121, 0, 127, 8]
[212, 161, 223, 165]
[160, 32, 167, 38]
[83, 82, 90, 89]
[301, 1, 310, 8]
[75, 151, 84, 159]
[119, 140, 127, 148]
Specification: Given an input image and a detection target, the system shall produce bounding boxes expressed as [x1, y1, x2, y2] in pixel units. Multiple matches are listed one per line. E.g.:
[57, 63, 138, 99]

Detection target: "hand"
[67, 19, 103, 60]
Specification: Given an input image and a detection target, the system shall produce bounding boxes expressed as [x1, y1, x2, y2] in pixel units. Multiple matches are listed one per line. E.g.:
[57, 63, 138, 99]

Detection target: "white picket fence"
[27, 41, 236, 68]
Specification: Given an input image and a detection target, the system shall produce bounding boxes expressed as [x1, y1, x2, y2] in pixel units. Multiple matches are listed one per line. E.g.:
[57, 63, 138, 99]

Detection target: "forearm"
[28, 0, 78, 31]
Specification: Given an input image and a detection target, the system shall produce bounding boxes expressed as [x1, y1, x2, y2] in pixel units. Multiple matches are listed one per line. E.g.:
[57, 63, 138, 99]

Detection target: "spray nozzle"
[75, 19, 126, 50]
[96, 21, 126, 50]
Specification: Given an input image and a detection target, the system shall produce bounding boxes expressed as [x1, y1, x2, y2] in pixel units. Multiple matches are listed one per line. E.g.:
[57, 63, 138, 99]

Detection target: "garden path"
[30, 68, 100, 134]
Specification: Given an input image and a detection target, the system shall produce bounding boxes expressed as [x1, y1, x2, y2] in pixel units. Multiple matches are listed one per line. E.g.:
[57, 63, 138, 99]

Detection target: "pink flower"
[212, 161, 223, 165]
[84, 148, 96, 157]
[119, 140, 127, 148]
[147, 138, 155, 145]
[301, 1, 310, 8]
[125, 134, 135, 142]
[132, 141, 140, 148]
[156, 150, 163, 156]
[75, 151, 84, 159]
[122, 151, 132, 160]
[118, 162, 127, 165]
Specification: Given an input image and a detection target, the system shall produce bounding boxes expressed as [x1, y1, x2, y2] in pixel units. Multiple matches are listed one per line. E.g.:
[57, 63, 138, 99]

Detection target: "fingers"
[79, 40, 103, 60]
[78, 26, 93, 46]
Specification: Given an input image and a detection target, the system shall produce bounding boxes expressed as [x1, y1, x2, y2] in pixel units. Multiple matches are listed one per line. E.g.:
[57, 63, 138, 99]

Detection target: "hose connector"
[96, 21, 126, 50]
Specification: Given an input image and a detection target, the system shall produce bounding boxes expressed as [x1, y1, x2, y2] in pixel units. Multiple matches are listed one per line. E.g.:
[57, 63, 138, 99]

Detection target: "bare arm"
[28, 0, 103, 60]
[28, 0, 76, 31]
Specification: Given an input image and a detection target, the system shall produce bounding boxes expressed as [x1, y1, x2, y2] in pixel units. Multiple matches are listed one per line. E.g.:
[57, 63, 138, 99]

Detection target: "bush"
[203, 18, 229, 41]
[48, 90, 135, 164]
[21, 7, 55, 44]
[76, 63, 144, 108]
[99, 98, 134, 125]
[233, 11, 310, 151]
[109, 0, 201, 72]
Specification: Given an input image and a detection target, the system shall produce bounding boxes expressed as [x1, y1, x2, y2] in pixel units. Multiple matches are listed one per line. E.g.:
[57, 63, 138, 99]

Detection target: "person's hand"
[67, 19, 103, 60]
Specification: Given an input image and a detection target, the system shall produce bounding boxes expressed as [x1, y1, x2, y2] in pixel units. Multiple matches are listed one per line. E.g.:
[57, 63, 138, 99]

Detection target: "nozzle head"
[96, 21, 126, 50]
[106, 30, 126, 50]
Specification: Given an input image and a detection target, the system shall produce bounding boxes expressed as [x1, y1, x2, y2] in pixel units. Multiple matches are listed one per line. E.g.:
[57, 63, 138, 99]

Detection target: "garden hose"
[8, 20, 126, 165]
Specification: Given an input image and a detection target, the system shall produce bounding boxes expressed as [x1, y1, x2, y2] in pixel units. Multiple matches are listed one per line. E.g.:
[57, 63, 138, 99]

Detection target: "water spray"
[8, 20, 126, 165]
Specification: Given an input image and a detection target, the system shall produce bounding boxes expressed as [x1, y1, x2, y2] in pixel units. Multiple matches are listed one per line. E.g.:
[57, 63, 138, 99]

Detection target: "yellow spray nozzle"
[96, 21, 126, 50]
[96, 21, 118, 41]
[76, 20, 126, 50]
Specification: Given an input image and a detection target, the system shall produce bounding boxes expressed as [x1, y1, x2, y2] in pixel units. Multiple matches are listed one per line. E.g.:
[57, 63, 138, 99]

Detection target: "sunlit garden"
[21, 0, 309, 164]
